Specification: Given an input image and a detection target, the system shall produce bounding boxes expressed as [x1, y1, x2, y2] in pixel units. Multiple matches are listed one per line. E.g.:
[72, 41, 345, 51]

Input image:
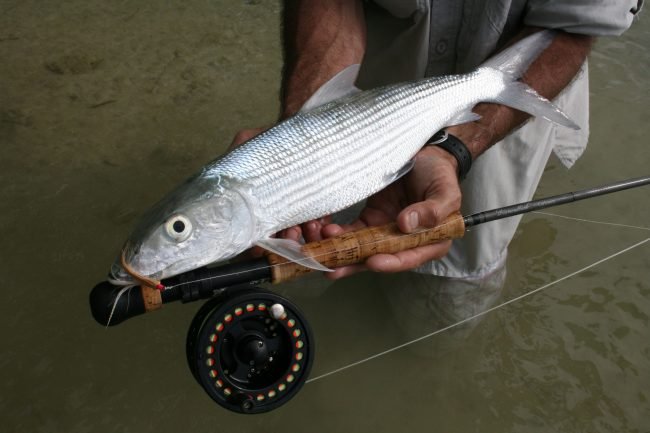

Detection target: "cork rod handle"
[268, 212, 466, 283]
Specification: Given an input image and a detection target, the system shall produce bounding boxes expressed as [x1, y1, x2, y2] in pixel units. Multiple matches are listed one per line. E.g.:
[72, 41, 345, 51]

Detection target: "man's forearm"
[281, 0, 366, 118]
[446, 28, 594, 159]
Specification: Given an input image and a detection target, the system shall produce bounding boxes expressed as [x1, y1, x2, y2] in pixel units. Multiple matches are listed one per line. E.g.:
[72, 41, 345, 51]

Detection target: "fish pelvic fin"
[479, 30, 579, 130]
[255, 237, 333, 272]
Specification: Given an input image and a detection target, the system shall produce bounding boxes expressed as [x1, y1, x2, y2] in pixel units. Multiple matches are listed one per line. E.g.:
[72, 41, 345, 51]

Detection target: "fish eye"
[165, 214, 193, 242]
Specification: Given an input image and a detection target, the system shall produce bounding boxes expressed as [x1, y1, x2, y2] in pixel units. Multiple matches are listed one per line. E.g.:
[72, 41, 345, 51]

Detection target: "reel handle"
[268, 212, 465, 283]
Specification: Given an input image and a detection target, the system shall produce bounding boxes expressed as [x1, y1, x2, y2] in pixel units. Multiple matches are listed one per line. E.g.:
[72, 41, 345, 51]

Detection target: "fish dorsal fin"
[255, 237, 333, 272]
[299, 64, 362, 113]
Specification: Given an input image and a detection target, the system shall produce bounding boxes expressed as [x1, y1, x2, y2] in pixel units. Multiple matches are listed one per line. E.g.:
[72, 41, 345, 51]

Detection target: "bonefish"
[110, 30, 577, 285]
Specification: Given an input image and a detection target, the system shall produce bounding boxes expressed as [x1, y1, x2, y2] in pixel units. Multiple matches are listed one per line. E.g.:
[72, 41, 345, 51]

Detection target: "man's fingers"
[365, 240, 452, 272]
[359, 206, 394, 226]
[278, 226, 302, 242]
[302, 220, 321, 242]
[397, 200, 443, 233]
[318, 205, 394, 240]
[320, 219, 367, 238]
[301, 216, 333, 242]
[229, 127, 268, 150]
[321, 223, 346, 238]
[397, 189, 460, 233]
[395, 149, 462, 233]
[312, 211, 452, 275]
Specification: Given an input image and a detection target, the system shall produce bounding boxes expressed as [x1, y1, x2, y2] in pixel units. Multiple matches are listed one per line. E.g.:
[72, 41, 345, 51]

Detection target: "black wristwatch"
[426, 130, 472, 181]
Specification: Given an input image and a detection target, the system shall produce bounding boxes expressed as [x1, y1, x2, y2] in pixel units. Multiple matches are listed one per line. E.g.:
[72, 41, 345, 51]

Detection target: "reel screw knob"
[269, 303, 286, 320]
[240, 398, 254, 412]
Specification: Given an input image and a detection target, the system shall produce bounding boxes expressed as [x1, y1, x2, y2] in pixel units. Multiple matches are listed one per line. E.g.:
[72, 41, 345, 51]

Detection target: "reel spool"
[186, 288, 314, 414]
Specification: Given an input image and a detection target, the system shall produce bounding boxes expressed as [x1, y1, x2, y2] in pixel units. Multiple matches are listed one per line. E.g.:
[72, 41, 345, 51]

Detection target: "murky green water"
[1, 2, 648, 432]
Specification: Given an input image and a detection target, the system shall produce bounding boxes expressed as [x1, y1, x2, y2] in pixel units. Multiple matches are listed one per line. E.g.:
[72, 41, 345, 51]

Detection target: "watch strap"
[426, 130, 472, 180]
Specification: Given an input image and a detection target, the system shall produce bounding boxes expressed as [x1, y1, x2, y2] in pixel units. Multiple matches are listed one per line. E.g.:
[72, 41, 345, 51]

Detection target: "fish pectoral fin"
[255, 238, 333, 272]
[384, 159, 415, 184]
[445, 110, 482, 128]
[299, 64, 362, 113]
[493, 82, 580, 130]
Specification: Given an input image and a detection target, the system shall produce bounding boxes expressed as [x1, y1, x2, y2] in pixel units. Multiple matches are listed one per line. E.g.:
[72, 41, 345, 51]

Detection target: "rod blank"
[463, 176, 650, 228]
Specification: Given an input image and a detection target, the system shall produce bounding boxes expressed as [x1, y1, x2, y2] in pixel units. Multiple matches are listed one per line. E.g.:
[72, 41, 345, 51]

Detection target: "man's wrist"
[426, 131, 472, 180]
[445, 107, 498, 158]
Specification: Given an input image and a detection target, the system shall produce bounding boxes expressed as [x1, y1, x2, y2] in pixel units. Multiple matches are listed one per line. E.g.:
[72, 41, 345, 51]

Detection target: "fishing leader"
[232, 0, 642, 281]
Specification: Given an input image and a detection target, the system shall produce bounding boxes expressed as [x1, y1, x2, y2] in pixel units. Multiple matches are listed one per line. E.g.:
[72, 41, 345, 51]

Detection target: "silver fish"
[110, 30, 577, 284]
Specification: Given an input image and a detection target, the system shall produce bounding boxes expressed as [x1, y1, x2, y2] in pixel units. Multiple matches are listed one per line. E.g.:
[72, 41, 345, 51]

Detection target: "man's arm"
[280, 0, 366, 118]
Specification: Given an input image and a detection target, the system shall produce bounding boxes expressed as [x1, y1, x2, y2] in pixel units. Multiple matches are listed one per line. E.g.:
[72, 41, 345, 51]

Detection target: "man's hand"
[228, 127, 268, 152]
[321, 145, 461, 279]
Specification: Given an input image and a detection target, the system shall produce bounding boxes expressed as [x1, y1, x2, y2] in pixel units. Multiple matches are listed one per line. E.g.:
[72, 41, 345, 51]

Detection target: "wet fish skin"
[112, 30, 576, 282]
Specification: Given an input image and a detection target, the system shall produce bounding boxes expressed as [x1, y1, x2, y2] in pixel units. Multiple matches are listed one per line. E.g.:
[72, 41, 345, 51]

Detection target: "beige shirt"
[355, 0, 642, 278]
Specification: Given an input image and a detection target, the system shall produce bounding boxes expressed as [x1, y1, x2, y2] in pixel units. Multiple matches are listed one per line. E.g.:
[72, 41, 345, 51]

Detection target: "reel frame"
[186, 288, 314, 414]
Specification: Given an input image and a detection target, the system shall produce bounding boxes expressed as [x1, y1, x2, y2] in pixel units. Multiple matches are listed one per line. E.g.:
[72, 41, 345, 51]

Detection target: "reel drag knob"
[186, 289, 314, 414]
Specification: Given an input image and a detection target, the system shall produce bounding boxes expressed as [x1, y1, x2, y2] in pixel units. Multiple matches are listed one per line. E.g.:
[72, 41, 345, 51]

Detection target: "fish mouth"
[154, 255, 218, 281]
[119, 253, 213, 284]
[108, 251, 164, 286]
[108, 263, 138, 286]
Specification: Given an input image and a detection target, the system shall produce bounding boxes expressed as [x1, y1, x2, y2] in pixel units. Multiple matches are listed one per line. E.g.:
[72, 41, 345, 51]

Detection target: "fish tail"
[480, 30, 580, 130]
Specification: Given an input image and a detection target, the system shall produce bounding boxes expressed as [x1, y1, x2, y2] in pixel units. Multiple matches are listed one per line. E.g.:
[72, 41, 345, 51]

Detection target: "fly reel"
[186, 288, 314, 413]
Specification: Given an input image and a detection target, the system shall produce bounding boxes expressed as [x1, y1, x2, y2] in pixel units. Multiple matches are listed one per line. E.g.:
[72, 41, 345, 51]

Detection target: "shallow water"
[1, 2, 649, 432]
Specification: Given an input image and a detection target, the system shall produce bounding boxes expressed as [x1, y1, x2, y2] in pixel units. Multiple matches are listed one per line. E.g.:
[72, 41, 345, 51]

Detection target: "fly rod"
[90, 175, 650, 326]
